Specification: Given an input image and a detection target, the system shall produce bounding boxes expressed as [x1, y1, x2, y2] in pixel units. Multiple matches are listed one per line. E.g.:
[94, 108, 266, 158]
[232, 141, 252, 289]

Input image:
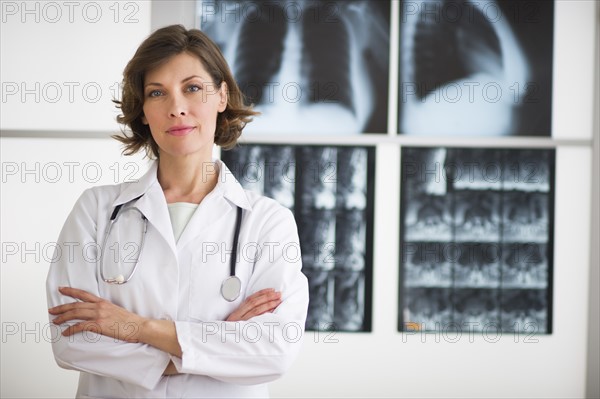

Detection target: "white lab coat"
[46, 160, 309, 398]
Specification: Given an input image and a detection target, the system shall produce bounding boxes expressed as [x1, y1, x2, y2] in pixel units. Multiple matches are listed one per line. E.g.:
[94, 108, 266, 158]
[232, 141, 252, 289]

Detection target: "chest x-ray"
[399, 0, 553, 136]
[198, 0, 390, 134]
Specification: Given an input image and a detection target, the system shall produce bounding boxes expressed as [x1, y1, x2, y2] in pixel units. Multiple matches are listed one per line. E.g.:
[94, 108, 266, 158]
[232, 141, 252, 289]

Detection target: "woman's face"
[142, 52, 227, 160]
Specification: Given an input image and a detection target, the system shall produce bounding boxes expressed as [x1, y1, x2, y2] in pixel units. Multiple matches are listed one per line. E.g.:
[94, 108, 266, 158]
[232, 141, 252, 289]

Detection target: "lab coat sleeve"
[46, 188, 171, 390]
[172, 206, 309, 384]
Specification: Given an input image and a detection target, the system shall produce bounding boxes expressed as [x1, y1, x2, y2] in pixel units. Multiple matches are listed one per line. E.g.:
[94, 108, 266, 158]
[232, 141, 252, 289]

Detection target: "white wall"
[1, 1, 597, 398]
[585, 3, 600, 397]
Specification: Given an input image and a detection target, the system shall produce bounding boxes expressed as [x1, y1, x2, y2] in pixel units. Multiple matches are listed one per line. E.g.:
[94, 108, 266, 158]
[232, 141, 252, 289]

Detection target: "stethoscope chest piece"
[221, 276, 242, 302]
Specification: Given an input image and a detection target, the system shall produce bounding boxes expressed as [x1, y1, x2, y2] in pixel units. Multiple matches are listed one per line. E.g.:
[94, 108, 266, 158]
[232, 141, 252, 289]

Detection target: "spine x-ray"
[399, 147, 555, 334]
[399, 0, 554, 136]
[221, 144, 375, 331]
[198, 0, 390, 134]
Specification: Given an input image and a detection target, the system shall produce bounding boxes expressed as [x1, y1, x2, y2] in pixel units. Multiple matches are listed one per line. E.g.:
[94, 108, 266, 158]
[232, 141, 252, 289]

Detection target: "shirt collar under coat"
[110, 159, 253, 254]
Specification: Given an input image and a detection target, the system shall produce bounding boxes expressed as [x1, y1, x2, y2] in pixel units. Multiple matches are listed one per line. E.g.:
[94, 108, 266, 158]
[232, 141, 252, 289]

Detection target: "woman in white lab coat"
[46, 25, 309, 398]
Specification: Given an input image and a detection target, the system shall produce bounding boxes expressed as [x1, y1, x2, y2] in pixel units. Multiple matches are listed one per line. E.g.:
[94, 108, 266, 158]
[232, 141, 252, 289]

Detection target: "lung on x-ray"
[398, 0, 554, 136]
[198, 0, 390, 134]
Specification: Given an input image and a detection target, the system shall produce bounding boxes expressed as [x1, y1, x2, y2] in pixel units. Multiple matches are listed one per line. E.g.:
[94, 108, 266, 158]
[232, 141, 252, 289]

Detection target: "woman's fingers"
[50, 306, 99, 325]
[227, 289, 282, 321]
[57, 286, 102, 303]
[49, 301, 96, 315]
[238, 298, 282, 320]
[49, 288, 105, 324]
[49, 286, 145, 342]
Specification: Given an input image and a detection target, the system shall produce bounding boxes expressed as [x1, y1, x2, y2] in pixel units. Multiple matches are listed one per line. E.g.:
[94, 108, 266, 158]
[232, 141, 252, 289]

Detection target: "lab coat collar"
[112, 161, 173, 253]
[111, 159, 252, 211]
[112, 161, 160, 207]
[111, 159, 253, 254]
[213, 159, 253, 212]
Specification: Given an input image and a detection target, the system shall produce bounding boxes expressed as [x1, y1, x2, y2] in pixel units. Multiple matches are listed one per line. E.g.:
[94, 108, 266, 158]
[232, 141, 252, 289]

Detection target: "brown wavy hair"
[113, 25, 258, 158]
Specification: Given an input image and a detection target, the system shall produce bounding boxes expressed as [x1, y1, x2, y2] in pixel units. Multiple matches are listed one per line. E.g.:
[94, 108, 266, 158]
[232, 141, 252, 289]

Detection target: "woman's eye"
[147, 90, 163, 98]
[187, 85, 201, 93]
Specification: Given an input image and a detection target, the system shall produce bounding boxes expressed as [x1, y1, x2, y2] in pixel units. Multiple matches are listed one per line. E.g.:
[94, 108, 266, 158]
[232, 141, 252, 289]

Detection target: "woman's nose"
[168, 96, 187, 117]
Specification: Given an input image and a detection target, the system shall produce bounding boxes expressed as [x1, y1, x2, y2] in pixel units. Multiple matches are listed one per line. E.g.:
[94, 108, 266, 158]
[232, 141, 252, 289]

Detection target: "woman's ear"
[218, 82, 228, 112]
[141, 115, 148, 125]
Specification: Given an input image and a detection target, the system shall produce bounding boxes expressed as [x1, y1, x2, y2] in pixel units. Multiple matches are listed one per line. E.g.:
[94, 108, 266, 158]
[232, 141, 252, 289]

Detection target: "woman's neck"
[157, 154, 219, 205]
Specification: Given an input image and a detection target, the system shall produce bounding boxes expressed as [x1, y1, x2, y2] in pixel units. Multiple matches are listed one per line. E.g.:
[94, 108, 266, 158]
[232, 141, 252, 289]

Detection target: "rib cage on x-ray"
[233, 2, 288, 106]
[233, 2, 353, 111]
[399, 0, 554, 136]
[411, 1, 502, 100]
[221, 144, 374, 331]
[199, 0, 390, 134]
[301, 3, 353, 111]
[399, 147, 554, 333]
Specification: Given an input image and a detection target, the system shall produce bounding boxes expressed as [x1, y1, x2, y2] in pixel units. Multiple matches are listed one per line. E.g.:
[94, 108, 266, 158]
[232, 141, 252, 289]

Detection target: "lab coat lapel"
[134, 183, 177, 255]
[219, 160, 253, 211]
[113, 162, 177, 257]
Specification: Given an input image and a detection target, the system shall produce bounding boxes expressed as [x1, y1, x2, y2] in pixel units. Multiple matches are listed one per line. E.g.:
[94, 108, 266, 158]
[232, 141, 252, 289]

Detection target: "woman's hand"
[226, 288, 282, 321]
[48, 286, 146, 343]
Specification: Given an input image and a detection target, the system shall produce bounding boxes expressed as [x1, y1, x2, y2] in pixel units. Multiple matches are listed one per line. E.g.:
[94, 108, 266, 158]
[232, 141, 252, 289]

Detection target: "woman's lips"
[167, 125, 196, 136]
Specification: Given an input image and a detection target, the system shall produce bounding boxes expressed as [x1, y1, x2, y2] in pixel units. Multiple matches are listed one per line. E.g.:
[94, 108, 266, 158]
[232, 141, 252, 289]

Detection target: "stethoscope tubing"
[101, 196, 243, 301]
[230, 206, 243, 276]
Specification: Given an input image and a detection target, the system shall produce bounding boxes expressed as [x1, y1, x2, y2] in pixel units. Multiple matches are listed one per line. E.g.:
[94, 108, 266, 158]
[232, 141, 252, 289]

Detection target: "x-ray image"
[502, 149, 552, 192]
[334, 270, 365, 330]
[453, 288, 500, 332]
[399, 0, 553, 136]
[198, 0, 390, 134]
[402, 242, 453, 287]
[335, 210, 366, 271]
[304, 268, 335, 329]
[299, 146, 337, 210]
[402, 287, 452, 331]
[299, 208, 336, 270]
[500, 289, 548, 333]
[222, 145, 296, 209]
[502, 191, 549, 242]
[454, 243, 501, 288]
[336, 148, 368, 209]
[399, 147, 555, 333]
[402, 147, 448, 196]
[454, 191, 501, 242]
[227, 145, 266, 194]
[221, 144, 375, 331]
[263, 146, 296, 209]
[403, 193, 453, 242]
[450, 149, 503, 191]
[501, 243, 548, 289]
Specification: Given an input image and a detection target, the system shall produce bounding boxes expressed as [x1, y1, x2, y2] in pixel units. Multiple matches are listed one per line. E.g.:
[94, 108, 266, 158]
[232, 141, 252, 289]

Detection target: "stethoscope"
[100, 195, 243, 302]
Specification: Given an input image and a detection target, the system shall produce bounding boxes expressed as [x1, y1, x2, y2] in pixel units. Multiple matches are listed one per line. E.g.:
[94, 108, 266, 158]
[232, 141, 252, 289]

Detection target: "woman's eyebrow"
[145, 75, 204, 88]
[181, 75, 203, 83]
